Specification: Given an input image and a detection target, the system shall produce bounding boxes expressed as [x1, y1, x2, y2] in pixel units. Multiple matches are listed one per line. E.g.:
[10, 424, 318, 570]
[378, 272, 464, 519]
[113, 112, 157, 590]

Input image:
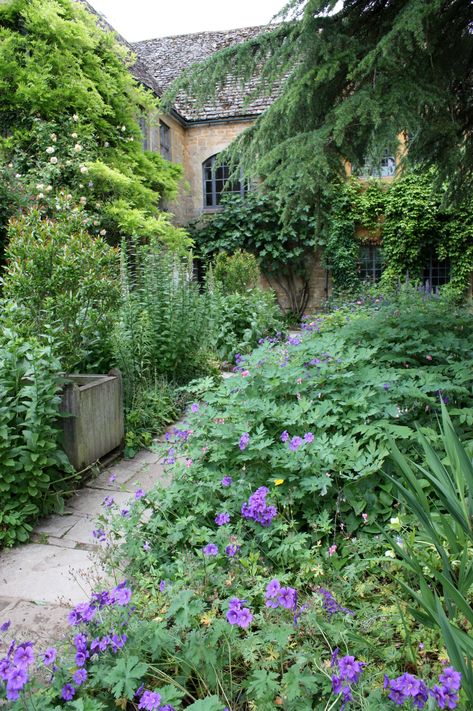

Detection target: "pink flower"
[296, 378, 302, 384]
[241, 370, 250, 377]
[185, 459, 193, 468]
[362, 513, 368, 522]
[425, 354, 432, 361]
[328, 544, 337, 557]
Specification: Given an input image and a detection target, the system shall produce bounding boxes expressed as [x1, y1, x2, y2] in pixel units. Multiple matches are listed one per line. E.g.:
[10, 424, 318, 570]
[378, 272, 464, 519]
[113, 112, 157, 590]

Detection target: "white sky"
[88, 0, 286, 42]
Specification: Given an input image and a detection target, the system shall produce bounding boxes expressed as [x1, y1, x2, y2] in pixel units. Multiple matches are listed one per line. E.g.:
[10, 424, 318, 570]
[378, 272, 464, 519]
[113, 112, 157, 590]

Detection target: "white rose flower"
[45, 185, 52, 192]
[80, 165, 88, 174]
[15, 173, 21, 178]
[121, 125, 126, 131]
[36, 183, 44, 190]
[37, 193, 44, 199]
[66, 194, 72, 200]
[46, 146, 55, 154]
[71, 132, 78, 138]
[50, 157, 58, 164]
[73, 114, 79, 121]
[99, 229, 107, 236]
[51, 134, 57, 142]
[79, 196, 87, 205]
[104, 141, 109, 147]
[74, 143, 82, 152]
[8, 163, 13, 168]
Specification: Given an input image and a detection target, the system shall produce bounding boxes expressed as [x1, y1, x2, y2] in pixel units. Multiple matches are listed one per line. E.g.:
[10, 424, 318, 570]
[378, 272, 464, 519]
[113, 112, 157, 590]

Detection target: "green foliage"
[167, 0, 473, 214]
[0, 315, 74, 547]
[325, 172, 473, 300]
[124, 379, 180, 456]
[190, 191, 319, 317]
[211, 287, 284, 362]
[386, 404, 473, 703]
[213, 249, 260, 294]
[0, 0, 187, 248]
[2, 203, 120, 372]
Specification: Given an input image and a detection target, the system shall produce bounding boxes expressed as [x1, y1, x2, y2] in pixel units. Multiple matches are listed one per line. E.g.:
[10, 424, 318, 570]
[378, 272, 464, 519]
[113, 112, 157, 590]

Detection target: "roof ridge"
[132, 24, 272, 45]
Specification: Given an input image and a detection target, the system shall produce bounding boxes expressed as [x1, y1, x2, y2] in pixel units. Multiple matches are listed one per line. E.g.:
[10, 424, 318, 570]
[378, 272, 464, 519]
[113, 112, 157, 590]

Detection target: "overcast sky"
[88, 0, 286, 42]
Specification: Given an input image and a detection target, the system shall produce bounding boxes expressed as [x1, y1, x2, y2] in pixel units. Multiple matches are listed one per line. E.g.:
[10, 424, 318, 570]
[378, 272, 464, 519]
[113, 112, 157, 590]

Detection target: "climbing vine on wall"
[325, 171, 473, 301]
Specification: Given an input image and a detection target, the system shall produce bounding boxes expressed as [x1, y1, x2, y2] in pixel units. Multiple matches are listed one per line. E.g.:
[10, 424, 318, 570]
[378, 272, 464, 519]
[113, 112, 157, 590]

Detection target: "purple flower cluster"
[221, 475, 233, 487]
[284, 432, 314, 451]
[225, 544, 239, 557]
[287, 335, 302, 346]
[385, 666, 461, 709]
[239, 432, 250, 450]
[331, 649, 365, 709]
[241, 487, 277, 527]
[226, 598, 253, 629]
[317, 588, 354, 618]
[68, 581, 132, 626]
[265, 579, 297, 610]
[0, 641, 35, 700]
[215, 512, 231, 526]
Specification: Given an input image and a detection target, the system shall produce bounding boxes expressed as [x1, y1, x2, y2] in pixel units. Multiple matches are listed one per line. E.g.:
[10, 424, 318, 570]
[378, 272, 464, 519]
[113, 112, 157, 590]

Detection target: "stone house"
[83, 2, 457, 306]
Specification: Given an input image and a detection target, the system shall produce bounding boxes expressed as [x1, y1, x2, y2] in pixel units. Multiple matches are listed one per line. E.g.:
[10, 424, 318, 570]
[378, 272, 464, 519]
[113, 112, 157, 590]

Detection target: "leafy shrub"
[213, 250, 260, 294]
[161, 291, 473, 535]
[124, 379, 181, 457]
[0, 316, 74, 548]
[212, 287, 284, 362]
[190, 191, 319, 317]
[0, 0, 187, 248]
[2, 204, 120, 373]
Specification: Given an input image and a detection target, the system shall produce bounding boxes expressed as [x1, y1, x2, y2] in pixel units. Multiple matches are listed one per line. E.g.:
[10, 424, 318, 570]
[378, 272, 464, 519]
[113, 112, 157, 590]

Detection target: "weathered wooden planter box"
[60, 369, 124, 471]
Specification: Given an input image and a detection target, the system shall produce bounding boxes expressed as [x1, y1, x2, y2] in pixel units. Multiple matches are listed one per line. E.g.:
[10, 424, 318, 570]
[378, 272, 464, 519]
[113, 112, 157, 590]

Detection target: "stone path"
[0, 447, 171, 646]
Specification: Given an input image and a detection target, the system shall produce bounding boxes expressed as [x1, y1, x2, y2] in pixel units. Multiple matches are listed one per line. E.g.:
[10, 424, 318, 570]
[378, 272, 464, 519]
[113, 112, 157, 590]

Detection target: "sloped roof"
[132, 27, 277, 123]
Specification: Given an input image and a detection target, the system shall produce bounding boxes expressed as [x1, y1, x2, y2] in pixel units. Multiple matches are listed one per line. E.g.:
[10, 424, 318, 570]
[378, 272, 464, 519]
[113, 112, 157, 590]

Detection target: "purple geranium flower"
[225, 544, 239, 557]
[13, 644, 34, 669]
[61, 683, 76, 701]
[138, 690, 161, 710]
[73, 668, 88, 685]
[215, 512, 230, 526]
[43, 648, 57, 666]
[303, 431, 314, 443]
[135, 489, 145, 500]
[203, 543, 218, 556]
[280, 431, 289, 442]
[239, 432, 250, 450]
[289, 436, 303, 451]
[221, 476, 233, 487]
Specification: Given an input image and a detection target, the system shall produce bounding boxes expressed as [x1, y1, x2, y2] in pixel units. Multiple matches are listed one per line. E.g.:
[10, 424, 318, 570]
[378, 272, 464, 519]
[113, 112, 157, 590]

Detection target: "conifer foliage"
[169, 0, 473, 208]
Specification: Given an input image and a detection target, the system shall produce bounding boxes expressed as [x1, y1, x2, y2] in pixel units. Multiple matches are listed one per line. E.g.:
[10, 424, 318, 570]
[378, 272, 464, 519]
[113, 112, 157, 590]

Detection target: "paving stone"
[125, 461, 173, 491]
[61, 516, 103, 546]
[88, 459, 144, 490]
[35, 513, 82, 538]
[0, 544, 101, 605]
[0, 600, 69, 647]
[66, 488, 133, 516]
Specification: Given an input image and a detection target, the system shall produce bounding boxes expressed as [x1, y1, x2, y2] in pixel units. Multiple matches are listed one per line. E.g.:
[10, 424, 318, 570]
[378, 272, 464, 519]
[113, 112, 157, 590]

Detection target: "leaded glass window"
[423, 250, 450, 289]
[202, 154, 245, 208]
[359, 245, 384, 282]
[160, 121, 171, 160]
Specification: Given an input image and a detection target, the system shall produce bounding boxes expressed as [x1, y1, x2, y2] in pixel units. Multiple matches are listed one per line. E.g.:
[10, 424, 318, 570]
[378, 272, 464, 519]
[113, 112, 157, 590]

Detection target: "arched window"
[202, 154, 245, 208]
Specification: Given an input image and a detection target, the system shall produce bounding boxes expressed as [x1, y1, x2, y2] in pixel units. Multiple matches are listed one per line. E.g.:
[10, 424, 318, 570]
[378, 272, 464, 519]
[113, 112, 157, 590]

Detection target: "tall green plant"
[386, 404, 473, 702]
[0, 315, 74, 547]
[112, 240, 217, 407]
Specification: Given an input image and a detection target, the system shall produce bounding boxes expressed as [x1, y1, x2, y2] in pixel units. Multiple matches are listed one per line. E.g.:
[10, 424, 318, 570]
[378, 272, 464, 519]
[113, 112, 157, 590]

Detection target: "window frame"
[202, 154, 246, 210]
[159, 120, 171, 161]
[358, 244, 384, 283]
[423, 248, 450, 290]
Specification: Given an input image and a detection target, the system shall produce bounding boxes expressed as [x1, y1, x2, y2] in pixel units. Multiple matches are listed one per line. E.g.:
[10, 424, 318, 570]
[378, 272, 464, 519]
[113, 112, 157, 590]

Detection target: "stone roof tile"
[132, 26, 277, 122]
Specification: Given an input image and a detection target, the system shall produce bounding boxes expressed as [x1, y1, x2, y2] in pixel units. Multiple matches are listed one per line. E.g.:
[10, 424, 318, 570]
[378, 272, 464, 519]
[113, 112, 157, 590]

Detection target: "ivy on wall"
[325, 171, 473, 301]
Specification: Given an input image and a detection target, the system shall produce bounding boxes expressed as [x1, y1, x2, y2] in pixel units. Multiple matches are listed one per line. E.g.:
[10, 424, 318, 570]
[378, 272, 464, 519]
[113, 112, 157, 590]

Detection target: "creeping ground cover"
[1, 291, 473, 709]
